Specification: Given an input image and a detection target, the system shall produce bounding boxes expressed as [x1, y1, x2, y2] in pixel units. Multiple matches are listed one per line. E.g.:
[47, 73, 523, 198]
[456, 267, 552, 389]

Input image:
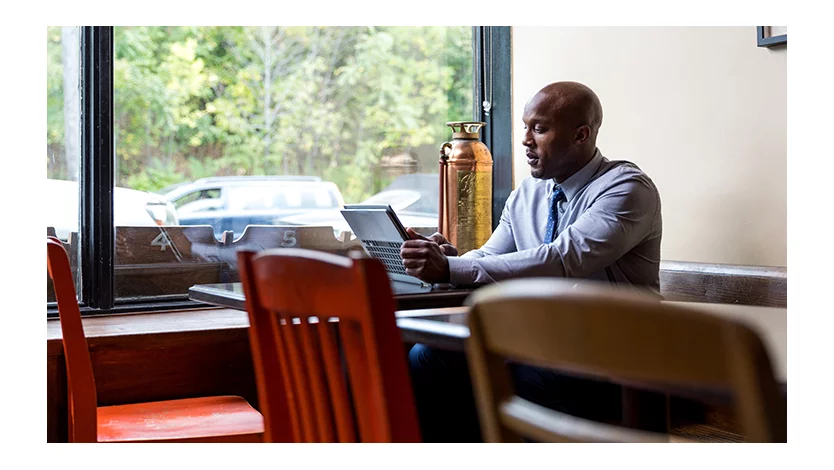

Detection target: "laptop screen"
[340, 204, 427, 286]
[340, 204, 407, 243]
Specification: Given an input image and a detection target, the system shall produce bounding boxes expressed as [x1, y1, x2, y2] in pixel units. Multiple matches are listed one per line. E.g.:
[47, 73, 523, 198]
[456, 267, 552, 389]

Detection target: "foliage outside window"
[109, 26, 472, 199]
[46, 26, 475, 306]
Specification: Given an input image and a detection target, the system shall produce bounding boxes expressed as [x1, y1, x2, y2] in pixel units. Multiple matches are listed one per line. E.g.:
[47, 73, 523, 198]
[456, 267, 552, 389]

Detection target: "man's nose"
[522, 131, 533, 148]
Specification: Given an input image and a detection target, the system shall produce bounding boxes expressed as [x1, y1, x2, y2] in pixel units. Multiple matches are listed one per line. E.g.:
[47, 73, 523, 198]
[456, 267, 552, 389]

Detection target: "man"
[401, 81, 663, 442]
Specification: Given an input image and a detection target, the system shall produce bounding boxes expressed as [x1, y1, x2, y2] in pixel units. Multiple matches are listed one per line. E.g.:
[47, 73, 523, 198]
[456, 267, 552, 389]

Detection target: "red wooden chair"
[237, 248, 420, 442]
[47, 237, 264, 443]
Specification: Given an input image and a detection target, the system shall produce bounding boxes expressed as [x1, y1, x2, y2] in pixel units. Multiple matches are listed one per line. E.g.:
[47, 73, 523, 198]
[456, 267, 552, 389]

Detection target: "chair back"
[237, 248, 420, 442]
[465, 278, 785, 443]
[47, 236, 98, 443]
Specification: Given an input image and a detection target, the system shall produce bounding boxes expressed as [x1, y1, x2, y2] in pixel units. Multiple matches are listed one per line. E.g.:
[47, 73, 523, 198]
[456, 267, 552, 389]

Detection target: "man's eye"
[534, 127, 546, 133]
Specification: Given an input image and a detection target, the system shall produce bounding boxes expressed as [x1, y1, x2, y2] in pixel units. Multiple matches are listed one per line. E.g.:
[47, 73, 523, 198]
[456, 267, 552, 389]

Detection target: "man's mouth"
[526, 152, 539, 165]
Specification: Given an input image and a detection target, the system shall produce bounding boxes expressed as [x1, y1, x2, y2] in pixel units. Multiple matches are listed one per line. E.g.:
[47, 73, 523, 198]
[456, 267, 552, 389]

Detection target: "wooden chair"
[47, 237, 264, 443]
[464, 278, 786, 443]
[237, 247, 420, 442]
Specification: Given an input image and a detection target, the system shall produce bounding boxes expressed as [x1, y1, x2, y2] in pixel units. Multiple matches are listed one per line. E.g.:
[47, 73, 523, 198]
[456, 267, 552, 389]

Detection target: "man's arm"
[447, 176, 659, 285]
[400, 191, 518, 283]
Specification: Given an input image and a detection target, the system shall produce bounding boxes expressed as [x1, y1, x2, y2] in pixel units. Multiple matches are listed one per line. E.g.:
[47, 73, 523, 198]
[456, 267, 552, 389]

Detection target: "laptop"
[340, 204, 434, 293]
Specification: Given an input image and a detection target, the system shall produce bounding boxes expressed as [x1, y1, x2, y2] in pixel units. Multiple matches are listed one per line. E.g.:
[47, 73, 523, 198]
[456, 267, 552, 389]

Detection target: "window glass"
[173, 188, 222, 209]
[311, 190, 335, 208]
[226, 185, 341, 211]
[227, 186, 277, 211]
[46, 26, 82, 302]
[111, 26, 474, 301]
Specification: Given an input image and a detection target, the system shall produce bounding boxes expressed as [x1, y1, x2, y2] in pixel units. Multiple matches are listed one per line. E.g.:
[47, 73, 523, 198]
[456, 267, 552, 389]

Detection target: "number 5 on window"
[281, 229, 297, 248]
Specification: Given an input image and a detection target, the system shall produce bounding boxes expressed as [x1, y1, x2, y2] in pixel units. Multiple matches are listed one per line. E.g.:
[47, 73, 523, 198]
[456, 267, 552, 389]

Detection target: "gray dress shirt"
[446, 149, 663, 297]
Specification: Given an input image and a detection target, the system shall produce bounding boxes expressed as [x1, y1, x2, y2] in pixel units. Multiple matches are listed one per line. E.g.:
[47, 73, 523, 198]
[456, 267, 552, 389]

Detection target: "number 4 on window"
[151, 231, 173, 251]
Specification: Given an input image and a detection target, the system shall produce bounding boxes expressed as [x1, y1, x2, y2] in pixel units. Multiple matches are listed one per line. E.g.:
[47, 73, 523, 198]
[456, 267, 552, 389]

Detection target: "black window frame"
[475, 27, 512, 230]
[48, 25, 512, 317]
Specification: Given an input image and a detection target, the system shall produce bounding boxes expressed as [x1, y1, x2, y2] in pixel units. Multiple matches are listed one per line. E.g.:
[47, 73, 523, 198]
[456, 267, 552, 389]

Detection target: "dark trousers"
[408, 343, 638, 442]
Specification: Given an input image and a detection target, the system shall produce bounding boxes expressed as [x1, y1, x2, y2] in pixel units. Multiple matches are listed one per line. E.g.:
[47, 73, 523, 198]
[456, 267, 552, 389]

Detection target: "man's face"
[521, 94, 578, 181]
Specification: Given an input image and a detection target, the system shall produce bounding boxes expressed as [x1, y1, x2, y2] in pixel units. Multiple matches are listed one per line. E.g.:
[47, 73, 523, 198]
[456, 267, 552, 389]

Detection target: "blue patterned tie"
[543, 185, 565, 243]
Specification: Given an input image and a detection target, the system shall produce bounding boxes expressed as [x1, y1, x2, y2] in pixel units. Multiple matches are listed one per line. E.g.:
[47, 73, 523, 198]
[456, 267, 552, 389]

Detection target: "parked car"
[278, 173, 439, 236]
[161, 175, 344, 239]
[46, 178, 179, 240]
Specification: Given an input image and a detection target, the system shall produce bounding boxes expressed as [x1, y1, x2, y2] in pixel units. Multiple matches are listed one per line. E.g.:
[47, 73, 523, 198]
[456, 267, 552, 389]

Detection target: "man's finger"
[402, 259, 423, 268]
[406, 227, 430, 241]
[401, 239, 430, 249]
[440, 245, 457, 256]
[429, 232, 448, 244]
[400, 247, 426, 258]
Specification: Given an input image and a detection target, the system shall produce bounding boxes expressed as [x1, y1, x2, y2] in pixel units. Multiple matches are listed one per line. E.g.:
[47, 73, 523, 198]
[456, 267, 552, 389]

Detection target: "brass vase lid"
[446, 121, 487, 140]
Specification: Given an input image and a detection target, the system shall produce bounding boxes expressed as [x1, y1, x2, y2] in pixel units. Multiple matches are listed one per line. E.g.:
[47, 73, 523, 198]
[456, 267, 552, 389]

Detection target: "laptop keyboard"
[364, 240, 407, 275]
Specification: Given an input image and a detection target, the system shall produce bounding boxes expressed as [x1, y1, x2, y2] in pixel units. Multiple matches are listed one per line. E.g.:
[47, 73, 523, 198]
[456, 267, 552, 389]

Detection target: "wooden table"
[397, 302, 787, 386]
[189, 283, 787, 387]
[189, 282, 475, 311]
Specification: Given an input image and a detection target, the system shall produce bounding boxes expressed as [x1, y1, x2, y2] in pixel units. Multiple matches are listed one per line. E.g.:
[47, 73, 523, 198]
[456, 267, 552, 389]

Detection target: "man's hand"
[406, 228, 458, 256]
[401, 228, 456, 283]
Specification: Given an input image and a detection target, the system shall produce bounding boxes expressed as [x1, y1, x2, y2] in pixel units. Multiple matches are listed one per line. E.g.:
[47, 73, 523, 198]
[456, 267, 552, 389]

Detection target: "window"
[172, 188, 222, 211]
[46, 26, 511, 314]
[46, 27, 82, 302]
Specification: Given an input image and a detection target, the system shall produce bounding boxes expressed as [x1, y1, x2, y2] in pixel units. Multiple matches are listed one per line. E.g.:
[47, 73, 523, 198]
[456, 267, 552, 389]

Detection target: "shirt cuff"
[447, 256, 477, 286]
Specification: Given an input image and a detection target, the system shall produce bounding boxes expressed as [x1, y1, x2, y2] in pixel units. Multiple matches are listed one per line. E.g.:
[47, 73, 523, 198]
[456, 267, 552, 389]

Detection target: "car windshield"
[227, 185, 339, 211]
[172, 188, 222, 210]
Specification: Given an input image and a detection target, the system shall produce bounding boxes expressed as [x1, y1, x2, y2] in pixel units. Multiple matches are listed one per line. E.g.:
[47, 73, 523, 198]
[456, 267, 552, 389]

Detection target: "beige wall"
[511, 27, 786, 266]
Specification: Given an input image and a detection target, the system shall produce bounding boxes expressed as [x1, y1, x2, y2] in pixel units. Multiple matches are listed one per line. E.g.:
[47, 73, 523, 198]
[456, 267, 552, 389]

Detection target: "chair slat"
[282, 320, 317, 442]
[317, 320, 357, 443]
[297, 319, 336, 442]
[340, 319, 384, 442]
[499, 396, 668, 443]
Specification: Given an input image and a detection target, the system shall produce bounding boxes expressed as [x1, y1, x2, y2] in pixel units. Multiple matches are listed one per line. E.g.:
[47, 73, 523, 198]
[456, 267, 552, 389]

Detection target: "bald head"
[521, 81, 604, 181]
[532, 81, 603, 141]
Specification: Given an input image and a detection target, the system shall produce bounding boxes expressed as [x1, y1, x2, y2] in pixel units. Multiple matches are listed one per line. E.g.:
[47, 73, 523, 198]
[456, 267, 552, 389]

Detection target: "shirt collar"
[550, 148, 604, 202]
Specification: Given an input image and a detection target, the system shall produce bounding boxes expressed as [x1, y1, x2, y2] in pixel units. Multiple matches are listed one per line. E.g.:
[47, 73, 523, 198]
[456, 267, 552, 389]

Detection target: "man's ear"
[574, 125, 591, 145]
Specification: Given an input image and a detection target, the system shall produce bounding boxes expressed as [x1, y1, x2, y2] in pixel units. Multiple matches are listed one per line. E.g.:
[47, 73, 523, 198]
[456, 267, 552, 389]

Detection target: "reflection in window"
[173, 188, 222, 210]
[103, 26, 474, 301]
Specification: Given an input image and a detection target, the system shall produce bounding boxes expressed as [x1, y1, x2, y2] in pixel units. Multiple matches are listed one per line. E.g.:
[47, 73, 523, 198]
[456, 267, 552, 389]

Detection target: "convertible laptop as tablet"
[340, 204, 432, 290]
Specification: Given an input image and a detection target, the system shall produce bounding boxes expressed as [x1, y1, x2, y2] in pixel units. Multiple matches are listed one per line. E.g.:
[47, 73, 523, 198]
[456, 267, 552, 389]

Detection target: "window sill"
[46, 307, 250, 356]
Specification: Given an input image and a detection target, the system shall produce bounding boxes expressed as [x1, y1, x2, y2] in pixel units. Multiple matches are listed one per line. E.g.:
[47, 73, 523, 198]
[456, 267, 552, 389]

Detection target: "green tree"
[50, 26, 474, 202]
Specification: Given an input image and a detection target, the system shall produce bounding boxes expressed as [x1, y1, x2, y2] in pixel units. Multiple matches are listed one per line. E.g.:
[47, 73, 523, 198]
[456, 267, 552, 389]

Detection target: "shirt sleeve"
[447, 190, 518, 283]
[447, 173, 659, 285]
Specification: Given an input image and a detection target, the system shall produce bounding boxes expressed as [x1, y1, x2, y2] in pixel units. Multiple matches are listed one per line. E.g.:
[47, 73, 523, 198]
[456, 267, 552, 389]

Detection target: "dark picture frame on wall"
[757, 26, 787, 47]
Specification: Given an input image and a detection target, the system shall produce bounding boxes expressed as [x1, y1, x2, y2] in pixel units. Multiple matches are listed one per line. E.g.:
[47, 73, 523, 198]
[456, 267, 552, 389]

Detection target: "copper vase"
[438, 122, 493, 255]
